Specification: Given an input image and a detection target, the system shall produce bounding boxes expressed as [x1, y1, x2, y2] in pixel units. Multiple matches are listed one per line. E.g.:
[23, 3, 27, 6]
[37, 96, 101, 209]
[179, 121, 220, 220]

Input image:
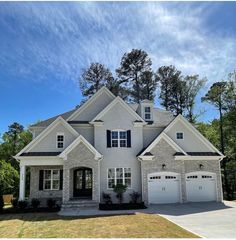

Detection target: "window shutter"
[39, 170, 44, 190]
[107, 130, 111, 148]
[60, 169, 63, 190]
[127, 130, 131, 148]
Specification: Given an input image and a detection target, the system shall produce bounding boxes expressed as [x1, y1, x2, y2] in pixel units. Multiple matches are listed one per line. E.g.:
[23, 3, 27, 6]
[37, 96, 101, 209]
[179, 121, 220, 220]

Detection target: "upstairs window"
[144, 106, 151, 120]
[111, 131, 127, 147]
[176, 132, 184, 140]
[57, 133, 64, 148]
[107, 130, 131, 148]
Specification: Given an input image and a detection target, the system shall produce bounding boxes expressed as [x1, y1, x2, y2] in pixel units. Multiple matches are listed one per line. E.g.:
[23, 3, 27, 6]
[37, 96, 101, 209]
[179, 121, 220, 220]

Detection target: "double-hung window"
[44, 169, 60, 190]
[107, 167, 131, 189]
[57, 133, 64, 148]
[111, 131, 127, 147]
[144, 107, 151, 120]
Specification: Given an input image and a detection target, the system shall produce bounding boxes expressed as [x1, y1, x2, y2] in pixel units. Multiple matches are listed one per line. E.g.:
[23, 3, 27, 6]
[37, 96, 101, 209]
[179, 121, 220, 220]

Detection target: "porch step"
[61, 200, 99, 211]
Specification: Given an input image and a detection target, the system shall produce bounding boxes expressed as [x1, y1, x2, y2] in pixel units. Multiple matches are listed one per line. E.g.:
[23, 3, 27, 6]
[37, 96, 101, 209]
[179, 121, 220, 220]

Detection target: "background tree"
[132, 71, 157, 101]
[116, 49, 152, 102]
[184, 75, 206, 123]
[79, 62, 115, 98]
[0, 123, 32, 169]
[156, 65, 182, 111]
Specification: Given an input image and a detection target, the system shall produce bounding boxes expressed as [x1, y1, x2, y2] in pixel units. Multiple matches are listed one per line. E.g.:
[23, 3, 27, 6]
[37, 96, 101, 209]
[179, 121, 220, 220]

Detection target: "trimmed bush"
[11, 198, 18, 208]
[31, 198, 40, 209]
[113, 184, 127, 204]
[18, 200, 28, 209]
[102, 192, 112, 204]
[129, 191, 141, 204]
[47, 198, 56, 209]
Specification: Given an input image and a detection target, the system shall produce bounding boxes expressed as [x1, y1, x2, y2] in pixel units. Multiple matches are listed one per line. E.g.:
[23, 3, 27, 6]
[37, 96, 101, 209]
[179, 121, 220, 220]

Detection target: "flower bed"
[99, 202, 146, 210]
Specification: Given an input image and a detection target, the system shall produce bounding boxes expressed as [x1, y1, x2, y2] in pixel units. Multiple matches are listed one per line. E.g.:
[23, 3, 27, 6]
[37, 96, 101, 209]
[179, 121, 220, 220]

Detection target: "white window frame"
[56, 132, 64, 149]
[107, 167, 132, 189]
[141, 104, 153, 121]
[43, 169, 60, 190]
[144, 106, 151, 120]
[111, 130, 127, 148]
[176, 132, 184, 140]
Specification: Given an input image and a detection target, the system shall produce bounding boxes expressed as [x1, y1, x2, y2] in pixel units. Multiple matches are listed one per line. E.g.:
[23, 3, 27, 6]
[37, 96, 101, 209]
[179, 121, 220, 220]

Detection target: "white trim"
[111, 130, 127, 148]
[175, 155, 224, 161]
[59, 135, 103, 161]
[91, 96, 146, 123]
[18, 157, 63, 166]
[67, 86, 116, 121]
[164, 115, 223, 156]
[140, 132, 187, 157]
[15, 116, 79, 157]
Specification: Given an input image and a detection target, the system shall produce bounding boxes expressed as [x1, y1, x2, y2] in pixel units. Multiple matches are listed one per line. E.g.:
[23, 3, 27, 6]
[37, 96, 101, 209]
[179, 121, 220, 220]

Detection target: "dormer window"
[176, 132, 184, 140]
[144, 107, 151, 120]
[57, 133, 64, 148]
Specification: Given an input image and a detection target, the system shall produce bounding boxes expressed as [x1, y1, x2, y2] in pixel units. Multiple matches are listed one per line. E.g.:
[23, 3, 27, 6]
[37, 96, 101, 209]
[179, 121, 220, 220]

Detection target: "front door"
[73, 168, 92, 198]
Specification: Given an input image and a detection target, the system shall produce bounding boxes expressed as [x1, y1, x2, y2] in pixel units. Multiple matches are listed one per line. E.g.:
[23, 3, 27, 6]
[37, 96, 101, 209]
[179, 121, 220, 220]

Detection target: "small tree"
[113, 184, 127, 204]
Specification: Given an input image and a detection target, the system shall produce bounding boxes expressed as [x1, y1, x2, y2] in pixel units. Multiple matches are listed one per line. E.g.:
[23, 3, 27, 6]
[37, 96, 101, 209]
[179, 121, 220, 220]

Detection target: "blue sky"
[0, 1, 236, 136]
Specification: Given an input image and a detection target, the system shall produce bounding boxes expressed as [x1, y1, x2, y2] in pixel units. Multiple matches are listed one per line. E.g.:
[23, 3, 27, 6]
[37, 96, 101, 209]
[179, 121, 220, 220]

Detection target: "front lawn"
[0, 212, 199, 238]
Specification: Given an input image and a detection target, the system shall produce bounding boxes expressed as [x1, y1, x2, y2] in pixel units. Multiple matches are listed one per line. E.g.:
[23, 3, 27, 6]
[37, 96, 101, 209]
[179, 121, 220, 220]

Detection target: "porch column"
[19, 164, 26, 200]
[63, 168, 70, 203]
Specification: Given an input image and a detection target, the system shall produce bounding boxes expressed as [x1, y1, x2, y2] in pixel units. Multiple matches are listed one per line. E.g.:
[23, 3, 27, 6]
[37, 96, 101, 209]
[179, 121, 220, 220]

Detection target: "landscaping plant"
[31, 198, 40, 209]
[47, 198, 56, 209]
[129, 191, 141, 204]
[113, 184, 127, 204]
[11, 198, 18, 208]
[18, 200, 28, 209]
[102, 192, 112, 204]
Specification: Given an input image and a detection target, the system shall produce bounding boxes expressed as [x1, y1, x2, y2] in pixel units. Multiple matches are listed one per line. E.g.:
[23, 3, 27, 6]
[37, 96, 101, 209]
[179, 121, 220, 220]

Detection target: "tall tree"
[156, 65, 182, 111]
[184, 75, 206, 123]
[0, 123, 32, 169]
[132, 71, 157, 101]
[79, 63, 115, 98]
[116, 49, 152, 103]
[202, 82, 230, 198]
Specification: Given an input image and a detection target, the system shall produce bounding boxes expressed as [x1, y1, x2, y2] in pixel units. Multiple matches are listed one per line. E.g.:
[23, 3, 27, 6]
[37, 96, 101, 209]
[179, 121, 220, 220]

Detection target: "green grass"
[0, 212, 199, 238]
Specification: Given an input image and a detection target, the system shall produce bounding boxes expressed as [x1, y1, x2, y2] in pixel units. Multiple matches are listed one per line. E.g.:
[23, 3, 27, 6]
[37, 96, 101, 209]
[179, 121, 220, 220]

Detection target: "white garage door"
[148, 172, 181, 204]
[186, 171, 217, 202]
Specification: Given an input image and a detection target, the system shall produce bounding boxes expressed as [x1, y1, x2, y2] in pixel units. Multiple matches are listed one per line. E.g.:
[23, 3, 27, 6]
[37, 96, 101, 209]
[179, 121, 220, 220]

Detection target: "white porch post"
[19, 164, 26, 200]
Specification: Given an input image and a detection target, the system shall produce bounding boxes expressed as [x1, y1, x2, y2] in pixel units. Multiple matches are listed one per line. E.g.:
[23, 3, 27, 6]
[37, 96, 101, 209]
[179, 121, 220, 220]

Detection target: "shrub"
[113, 184, 127, 204]
[129, 191, 141, 204]
[47, 198, 56, 209]
[31, 198, 40, 209]
[0, 195, 4, 211]
[102, 192, 112, 204]
[18, 200, 28, 209]
[11, 198, 18, 208]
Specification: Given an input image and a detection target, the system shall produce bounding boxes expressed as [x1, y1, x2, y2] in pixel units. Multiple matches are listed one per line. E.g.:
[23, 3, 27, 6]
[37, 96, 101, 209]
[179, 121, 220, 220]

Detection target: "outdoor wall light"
[162, 164, 166, 170]
[199, 164, 204, 170]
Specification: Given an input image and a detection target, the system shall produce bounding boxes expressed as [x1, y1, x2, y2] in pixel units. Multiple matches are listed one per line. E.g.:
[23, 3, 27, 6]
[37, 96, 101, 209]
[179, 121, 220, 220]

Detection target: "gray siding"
[73, 126, 94, 145]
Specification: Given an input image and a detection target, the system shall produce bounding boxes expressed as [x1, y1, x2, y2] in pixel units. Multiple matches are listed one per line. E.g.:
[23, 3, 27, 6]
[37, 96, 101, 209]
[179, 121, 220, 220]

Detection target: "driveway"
[148, 201, 236, 238]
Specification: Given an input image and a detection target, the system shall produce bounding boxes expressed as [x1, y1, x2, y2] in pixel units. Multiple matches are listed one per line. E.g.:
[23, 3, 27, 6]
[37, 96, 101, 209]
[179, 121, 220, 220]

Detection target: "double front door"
[73, 168, 92, 198]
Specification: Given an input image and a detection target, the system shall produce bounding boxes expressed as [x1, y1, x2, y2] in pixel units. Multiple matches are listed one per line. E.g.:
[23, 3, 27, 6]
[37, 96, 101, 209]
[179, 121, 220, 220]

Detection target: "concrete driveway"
[148, 201, 236, 238]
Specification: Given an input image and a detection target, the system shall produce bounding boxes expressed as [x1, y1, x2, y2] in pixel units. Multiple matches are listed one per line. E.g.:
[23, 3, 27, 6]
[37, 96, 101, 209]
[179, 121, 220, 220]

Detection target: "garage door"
[148, 172, 181, 204]
[186, 171, 217, 202]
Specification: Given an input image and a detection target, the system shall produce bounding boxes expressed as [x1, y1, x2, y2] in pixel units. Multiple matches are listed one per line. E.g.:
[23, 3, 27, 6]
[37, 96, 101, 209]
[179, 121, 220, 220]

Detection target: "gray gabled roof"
[30, 109, 76, 128]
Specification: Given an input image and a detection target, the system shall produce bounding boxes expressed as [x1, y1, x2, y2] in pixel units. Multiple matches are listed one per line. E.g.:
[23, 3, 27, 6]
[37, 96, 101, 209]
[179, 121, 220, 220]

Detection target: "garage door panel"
[148, 172, 181, 204]
[186, 171, 216, 202]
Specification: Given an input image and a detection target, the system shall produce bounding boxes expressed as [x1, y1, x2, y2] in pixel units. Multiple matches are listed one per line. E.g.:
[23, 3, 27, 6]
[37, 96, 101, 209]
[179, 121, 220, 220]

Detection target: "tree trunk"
[135, 73, 140, 103]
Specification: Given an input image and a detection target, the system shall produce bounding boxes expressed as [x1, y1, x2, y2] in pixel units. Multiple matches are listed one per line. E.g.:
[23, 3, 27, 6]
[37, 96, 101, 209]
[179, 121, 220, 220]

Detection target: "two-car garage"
[148, 171, 217, 204]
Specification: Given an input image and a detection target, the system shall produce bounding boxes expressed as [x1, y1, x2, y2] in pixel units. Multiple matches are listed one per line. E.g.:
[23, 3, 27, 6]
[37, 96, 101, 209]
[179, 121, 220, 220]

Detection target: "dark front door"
[73, 168, 92, 198]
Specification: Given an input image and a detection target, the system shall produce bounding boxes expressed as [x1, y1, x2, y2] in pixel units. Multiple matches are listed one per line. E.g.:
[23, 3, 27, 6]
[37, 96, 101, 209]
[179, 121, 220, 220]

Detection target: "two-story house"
[15, 87, 224, 209]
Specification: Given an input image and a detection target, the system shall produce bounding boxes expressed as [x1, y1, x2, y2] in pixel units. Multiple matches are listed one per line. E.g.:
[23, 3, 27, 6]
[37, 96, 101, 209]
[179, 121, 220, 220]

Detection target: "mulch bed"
[1, 206, 60, 214]
[99, 202, 146, 210]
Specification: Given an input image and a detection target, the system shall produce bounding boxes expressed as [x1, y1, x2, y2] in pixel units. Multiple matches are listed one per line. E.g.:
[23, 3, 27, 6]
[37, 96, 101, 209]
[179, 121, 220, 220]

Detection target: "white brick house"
[15, 87, 224, 207]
